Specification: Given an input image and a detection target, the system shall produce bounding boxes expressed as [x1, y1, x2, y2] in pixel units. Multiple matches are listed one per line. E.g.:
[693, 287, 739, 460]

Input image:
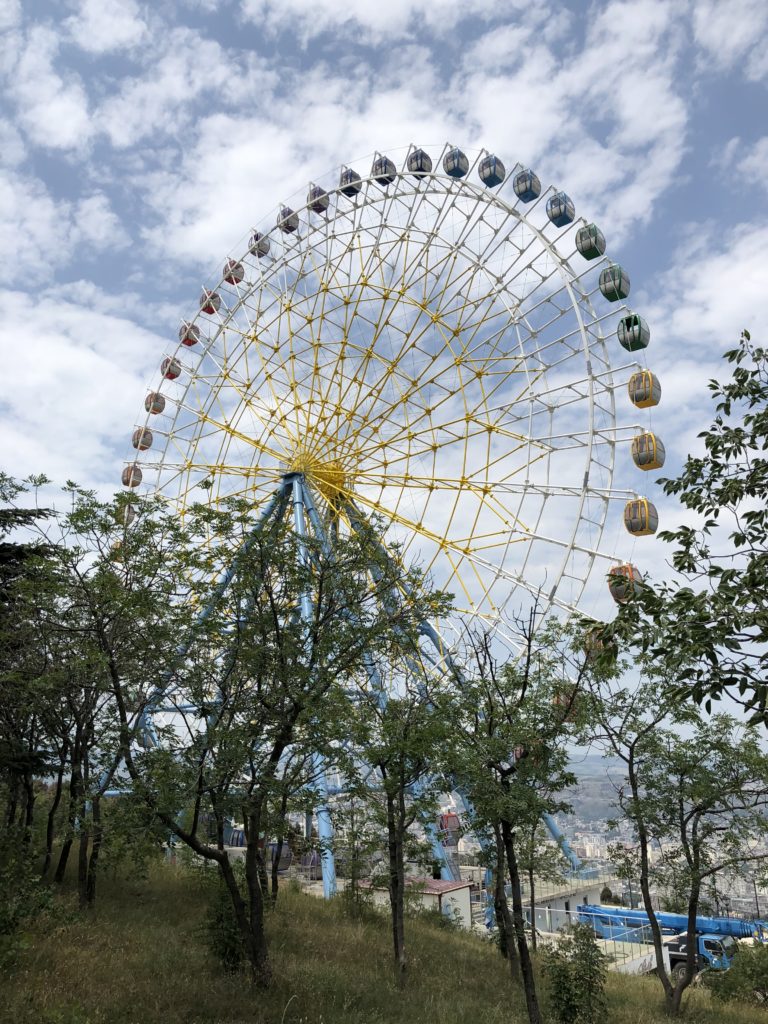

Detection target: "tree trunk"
[386, 789, 407, 988]
[528, 864, 537, 952]
[76, 751, 91, 908]
[492, 824, 519, 980]
[627, 749, 675, 1009]
[21, 771, 35, 837]
[270, 837, 283, 905]
[244, 805, 272, 987]
[77, 811, 90, 908]
[42, 745, 68, 878]
[86, 794, 102, 905]
[270, 789, 289, 905]
[220, 850, 271, 986]
[54, 742, 83, 884]
[501, 819, 542, 1024]
[5, 776, 19, 828]
[669, 886, 700, 1016]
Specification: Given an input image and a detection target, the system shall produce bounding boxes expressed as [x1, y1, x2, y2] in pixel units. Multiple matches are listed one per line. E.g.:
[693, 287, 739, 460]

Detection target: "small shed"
[364, 876, 474, 929]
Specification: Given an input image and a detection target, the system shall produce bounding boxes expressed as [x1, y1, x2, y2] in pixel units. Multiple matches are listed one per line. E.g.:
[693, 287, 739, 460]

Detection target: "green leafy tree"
[592, 670, 768, 1017]
[542, 923, 608, 1024]
[447, 619, 588, 1024]
[611, 330, 768, 724]
[112, 501, 450, 988]
[347, 672, 451, 988]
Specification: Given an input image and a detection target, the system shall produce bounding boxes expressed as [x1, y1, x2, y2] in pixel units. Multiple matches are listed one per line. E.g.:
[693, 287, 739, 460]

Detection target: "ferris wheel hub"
[288, 447, 349, 504]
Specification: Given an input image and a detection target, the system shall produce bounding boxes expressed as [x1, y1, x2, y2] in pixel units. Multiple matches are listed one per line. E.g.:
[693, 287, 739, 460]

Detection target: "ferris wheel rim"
[124, 144, 655, 639]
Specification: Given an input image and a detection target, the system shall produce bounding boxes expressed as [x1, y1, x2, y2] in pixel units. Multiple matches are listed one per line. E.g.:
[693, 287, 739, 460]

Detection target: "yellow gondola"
[631, 432, 665, 470]
[624, 498, 659, 536]
[628, 370, 661, 409]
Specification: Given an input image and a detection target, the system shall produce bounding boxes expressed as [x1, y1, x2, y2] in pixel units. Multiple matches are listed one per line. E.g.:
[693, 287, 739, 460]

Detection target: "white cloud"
[95, 27, 275, 149]
[72, 193, 131, 250]
[0, 116, 26, 166]
[0, 287, 163, 490]
[65, 0, 147, 53]
[739, 136, 768, 189]
[0, 170, 130, 284]
[136, 3, 690, 267]
[8, 25, 93, 151]
[0, 0, 21, 31]
[693, 0, 768, 81]
[240, 0, 504, 43]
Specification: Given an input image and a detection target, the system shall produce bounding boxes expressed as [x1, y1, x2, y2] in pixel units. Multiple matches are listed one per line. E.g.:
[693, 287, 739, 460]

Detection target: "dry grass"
[2, 863, 765, 1024]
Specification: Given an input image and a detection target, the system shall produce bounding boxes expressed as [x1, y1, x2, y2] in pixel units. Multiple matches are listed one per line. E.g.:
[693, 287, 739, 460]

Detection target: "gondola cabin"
[582, 624, 617, 664]
[307, 184, 329, 213]
[623, 498, 658, 536]
[443, 146, 469, 178]
[223, 259, 244, 285]
[438, 813, 460, 846]
[547, 191, 575, 227]
[631, 432, 665, 470]
[145, 392, 165, 414]
[160, 357, 181, 380]
[552, 688, 580, 723]
[628, 370, 661, 409]
[132, 428, 152, 451]
[339, 167, 362, 196]
[513, 169, 541, 202]
[407, 148, 432, 176]
[617, 313, 650, 351]
[478, 154, 505, 187]
[608, 563, 642, 604]
[575, 223, 606, 260]
[599, 264, 630, 301]
[121, 464, 142, 488]
[249, 231, 270, 258]
[200, 289, 221, 314]
[372, 155, 396, 186]
[178, 322, 200, 347]
[277, 206, 299, 233]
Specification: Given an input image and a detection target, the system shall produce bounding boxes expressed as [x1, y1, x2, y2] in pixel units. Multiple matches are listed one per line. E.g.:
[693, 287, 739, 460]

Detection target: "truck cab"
[664, 933, 737, 978]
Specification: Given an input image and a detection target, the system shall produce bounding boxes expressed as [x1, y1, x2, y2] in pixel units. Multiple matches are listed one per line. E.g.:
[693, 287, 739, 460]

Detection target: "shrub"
[542, 923, 608, 1024]
[0, 839, 54, 971]
[705, 942, 768, 1006]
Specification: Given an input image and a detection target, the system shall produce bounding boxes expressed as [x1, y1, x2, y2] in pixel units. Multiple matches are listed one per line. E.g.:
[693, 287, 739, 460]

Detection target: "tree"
[541, 923, 608, 1024]
[112, 500, 450, 988]
[347, 672, 450, 987]
[16, 484, 193, 906]
[611, 330, 768, 724]
[518, 819, 566, 951]
[0, 473, 56, 844]
[447, 620, 587, 1024]
[592, 670, 768, 1017]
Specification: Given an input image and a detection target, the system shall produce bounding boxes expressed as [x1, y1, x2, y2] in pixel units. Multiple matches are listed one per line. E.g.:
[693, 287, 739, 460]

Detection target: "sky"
[2, 0, 767, 628]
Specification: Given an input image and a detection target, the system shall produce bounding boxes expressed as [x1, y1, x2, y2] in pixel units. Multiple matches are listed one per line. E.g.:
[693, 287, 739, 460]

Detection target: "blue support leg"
[291, 475, 337, 898]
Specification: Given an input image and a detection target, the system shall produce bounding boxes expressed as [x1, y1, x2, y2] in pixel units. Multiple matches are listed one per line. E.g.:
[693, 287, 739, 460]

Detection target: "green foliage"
[608, 330, 768, 724]
[705, 942, 768, 1007]
[202, 875, 246, 974]
[0, 839, 53, 970]
[542, 923, 608, 1024]
[599, 885, 614, 904]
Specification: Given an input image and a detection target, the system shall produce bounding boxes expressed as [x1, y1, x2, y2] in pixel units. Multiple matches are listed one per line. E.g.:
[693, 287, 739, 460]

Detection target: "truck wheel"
[672, 963, 687, 982]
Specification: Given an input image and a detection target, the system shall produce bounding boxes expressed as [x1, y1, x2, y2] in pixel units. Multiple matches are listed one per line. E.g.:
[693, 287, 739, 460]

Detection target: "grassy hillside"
[2, 863, 765, 1024]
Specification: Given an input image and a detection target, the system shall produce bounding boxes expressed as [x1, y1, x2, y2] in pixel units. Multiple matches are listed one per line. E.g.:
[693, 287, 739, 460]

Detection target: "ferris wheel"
[122, 144, 662, 647]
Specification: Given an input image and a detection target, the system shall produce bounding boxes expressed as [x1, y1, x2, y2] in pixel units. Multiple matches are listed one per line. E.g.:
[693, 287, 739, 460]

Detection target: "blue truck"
[577, 904, 768, 977]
